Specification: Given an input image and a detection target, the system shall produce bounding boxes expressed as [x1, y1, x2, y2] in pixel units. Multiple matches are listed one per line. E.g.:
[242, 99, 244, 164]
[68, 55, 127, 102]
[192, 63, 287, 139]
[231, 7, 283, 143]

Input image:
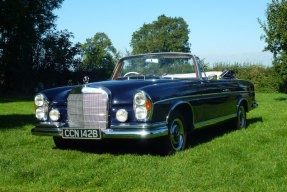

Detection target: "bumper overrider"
[31, 121, 168, 139]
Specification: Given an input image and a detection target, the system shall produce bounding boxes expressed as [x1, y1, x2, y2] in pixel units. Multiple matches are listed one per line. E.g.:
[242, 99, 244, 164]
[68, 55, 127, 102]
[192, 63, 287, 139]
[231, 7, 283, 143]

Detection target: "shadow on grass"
[53, 139, 161, 156]
[0, 114, 36, 129]
[54, 117, 262, 156]
[187, 117, 263, 148]
[247, 117, 263, 126]
[275, 97, 287, 101]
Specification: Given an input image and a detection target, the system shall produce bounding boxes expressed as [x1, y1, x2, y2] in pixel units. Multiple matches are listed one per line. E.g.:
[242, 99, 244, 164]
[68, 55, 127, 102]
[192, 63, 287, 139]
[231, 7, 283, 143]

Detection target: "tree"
[34, 30, 81, 73]
[130, 15, 191, 54]
[33, 30, 82, 88]
[80, 32, 118, 72]
[259, 0, 287, 92]
[0, 0, 64, 93]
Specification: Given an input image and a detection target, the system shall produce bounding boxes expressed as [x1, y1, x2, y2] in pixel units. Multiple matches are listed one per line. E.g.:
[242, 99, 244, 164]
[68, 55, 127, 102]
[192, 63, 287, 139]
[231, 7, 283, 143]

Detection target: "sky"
[54, 0, 273, 66]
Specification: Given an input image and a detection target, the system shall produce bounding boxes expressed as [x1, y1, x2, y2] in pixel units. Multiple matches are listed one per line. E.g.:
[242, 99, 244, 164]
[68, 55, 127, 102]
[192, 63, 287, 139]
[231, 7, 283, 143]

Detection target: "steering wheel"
[123, 72, 141, 77]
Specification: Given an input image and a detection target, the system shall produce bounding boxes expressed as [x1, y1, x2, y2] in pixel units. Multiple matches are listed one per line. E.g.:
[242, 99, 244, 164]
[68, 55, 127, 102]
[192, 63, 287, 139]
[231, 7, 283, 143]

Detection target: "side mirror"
[208, 74, 217, 81]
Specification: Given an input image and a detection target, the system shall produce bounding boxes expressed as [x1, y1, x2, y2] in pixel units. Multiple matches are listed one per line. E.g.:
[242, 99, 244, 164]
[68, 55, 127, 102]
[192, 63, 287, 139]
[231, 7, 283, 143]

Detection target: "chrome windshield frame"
[111, 52, 203, 80]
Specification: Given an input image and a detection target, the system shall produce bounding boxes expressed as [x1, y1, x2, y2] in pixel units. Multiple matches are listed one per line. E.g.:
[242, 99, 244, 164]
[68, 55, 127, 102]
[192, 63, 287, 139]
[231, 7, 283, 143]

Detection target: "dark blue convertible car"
[32, 52, 257, 154]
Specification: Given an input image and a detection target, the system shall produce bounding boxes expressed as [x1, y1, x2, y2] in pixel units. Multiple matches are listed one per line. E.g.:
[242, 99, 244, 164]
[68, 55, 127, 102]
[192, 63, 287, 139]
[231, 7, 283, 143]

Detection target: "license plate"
[62, 128, 101, 139]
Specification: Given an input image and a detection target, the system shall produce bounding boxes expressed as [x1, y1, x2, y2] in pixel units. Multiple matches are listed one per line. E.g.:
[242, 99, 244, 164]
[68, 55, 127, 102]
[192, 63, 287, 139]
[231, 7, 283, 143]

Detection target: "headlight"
[35, 94, 44, 107]
[116, 109, 128, 122]
[49, 109, 60, 121]
[133, 91, 152, 120]
[36, 106, 48, 120]
[134, 92, 146, 105]
[135, 106, 147, 120]
[34, 94, 48, 120]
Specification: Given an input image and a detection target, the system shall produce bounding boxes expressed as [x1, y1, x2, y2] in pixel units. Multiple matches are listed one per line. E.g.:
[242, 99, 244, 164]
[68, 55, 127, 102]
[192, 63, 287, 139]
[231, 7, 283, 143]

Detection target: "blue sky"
[54, 0, 273, 66]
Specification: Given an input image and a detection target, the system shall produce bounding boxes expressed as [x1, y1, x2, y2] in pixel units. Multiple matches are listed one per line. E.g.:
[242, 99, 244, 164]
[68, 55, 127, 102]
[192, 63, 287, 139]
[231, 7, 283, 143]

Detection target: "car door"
[199, 78, 238, 121]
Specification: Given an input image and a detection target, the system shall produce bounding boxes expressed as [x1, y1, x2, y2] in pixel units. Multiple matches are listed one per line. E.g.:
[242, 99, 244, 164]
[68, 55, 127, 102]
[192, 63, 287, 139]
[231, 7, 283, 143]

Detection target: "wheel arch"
[166, 101, 194, 133]
[237, 98, 248, 112]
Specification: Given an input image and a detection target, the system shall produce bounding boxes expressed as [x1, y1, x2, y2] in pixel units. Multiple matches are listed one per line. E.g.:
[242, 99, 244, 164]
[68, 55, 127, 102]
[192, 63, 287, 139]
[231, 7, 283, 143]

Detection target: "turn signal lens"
[145, 99, 151, 111]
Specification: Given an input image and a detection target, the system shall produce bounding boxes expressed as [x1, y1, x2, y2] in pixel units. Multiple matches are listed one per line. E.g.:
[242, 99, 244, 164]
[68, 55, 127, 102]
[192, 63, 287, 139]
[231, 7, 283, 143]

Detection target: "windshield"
[113, 54, 197, 80]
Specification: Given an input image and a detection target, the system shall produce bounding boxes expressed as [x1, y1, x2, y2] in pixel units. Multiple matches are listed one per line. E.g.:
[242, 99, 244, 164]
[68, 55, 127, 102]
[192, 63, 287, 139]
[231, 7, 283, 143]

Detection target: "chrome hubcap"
[170, 118, 184, 151]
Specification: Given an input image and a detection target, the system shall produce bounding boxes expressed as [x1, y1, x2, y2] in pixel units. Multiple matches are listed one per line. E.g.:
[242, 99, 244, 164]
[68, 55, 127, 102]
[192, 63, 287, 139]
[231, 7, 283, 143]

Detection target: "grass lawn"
[0, 93, 287, 191]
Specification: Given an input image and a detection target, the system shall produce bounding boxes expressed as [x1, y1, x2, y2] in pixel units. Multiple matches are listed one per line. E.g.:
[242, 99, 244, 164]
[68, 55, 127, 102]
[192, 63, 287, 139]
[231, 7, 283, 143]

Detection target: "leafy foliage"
[32, 30, 82, 88]
[34, 30, 82, 73]
[131, 15, 191, 54]
[0, 0, 64, 93]
[80, 32, 118, 72]
[259, 0, 287, 92]
[212, 62, 282, 93]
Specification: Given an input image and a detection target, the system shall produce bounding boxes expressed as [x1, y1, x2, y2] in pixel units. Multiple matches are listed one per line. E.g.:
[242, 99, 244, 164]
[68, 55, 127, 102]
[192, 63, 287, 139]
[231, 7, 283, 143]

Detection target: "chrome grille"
[67, 92, 108, 129]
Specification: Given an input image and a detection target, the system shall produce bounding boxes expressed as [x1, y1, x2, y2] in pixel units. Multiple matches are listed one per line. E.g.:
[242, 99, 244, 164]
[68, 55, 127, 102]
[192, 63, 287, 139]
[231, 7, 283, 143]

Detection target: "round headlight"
[135, 106, 147, 120]
[49, 109, 60, 121]
[35, 94, 44, 107]
[36, 107, 47, 120]
[134, 92, 146, 105]
[116, 109, 128, 122]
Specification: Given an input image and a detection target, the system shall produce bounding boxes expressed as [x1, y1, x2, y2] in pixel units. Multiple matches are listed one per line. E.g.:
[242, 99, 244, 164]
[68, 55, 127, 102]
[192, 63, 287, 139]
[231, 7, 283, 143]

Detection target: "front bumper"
[31, 122, 168, 139]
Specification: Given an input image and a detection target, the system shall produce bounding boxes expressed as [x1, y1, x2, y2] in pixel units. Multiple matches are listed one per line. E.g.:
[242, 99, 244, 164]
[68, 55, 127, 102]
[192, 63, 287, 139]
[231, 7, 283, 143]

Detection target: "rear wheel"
[234, 104, 247, 129]
[163, 111, 187, 155]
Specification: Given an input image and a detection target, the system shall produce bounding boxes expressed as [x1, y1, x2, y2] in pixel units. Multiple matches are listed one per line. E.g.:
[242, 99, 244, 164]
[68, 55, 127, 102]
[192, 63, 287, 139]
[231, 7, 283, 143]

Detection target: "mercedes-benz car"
[32, 52, 258, 154]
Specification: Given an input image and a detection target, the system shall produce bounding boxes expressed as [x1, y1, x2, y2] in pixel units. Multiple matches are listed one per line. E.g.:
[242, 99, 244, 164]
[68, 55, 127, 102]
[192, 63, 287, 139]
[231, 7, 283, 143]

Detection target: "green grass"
[0, 93, 287, 191]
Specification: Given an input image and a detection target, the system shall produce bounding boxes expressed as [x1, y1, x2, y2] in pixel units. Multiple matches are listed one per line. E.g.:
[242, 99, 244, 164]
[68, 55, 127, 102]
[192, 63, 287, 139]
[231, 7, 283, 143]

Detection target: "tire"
[53, 136, 75, 149]
[234, 104, 247, 130]
[163, 110, 187, 155]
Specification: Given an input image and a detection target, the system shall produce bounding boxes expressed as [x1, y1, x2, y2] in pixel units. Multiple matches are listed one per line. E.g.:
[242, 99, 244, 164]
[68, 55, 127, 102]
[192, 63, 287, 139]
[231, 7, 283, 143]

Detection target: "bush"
[211, 62, 281, 93]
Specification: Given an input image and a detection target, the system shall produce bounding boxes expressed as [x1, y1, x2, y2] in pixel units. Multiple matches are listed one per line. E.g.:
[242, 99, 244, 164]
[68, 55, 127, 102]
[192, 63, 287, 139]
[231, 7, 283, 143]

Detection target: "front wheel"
[163, 111, 187, 155]
[234, 105, 247, 129]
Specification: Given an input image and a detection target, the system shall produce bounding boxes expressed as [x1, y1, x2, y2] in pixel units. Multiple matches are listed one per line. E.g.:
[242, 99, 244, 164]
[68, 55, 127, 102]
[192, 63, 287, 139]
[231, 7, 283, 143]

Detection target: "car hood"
[41, 79, 188, 105]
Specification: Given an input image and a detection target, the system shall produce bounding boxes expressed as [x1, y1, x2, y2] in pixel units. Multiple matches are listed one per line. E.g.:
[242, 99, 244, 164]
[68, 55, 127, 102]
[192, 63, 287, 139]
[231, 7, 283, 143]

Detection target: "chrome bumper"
[31, 122, 168, 139]
[251, 100, 258, 109]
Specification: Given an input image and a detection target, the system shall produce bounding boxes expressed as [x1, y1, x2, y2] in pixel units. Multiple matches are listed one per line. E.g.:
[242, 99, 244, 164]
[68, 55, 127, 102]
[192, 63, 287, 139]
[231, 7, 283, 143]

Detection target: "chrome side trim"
[154, 91, 251, 104]
[194, 113, 237, 129]
[110, 121, 167, 129]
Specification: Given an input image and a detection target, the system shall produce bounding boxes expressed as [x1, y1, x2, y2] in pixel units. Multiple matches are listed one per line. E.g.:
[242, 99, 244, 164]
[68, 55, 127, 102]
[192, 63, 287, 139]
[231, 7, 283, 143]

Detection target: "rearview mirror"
[145, 58, 159, 63]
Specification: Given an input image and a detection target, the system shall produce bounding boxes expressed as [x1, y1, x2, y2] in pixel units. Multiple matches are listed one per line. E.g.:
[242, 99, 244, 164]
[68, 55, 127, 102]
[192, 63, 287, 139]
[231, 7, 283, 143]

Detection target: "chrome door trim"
[194, 113, 237, 129]
[154, 91, 252, 104]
